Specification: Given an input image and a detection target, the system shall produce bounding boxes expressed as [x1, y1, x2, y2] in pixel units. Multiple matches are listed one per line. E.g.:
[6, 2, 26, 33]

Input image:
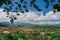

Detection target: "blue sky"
[0, 0, 60, 25]
[0, 0, 58, 15]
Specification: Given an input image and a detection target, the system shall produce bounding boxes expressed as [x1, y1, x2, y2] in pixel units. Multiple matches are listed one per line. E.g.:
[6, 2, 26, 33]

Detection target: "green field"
[0, 24, 60, 40]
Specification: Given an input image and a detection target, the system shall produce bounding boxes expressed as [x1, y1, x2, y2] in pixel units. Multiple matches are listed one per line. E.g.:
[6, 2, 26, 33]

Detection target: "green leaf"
[24, 1, 28, 4]
[10, 18, 14, 23]
[3, 9, 6, 12]
[53, 4, 60, 11]
[38, 9, 42, 12]
[23, 5, 27, 8]
[30, 4, 33, 7]
[20, 0, 24, 3]
[9, 6, 12, 10]
[25, 9, 29, 12]
[58, 0, 60, 3]
[33, 4, 38, 9]
[15, 2, 18, 4]
[51, 0, 55, 3]
[30, 1, 34, 4]
[8, 0, 12, 5]
[18, 4, 21, 8]
[17, 13, 20, 15]
[0, 2, 3, 7]
[45, 2, 49, 8]
[13, 16, 17, 20]
[21, 11, 24, 13]
[32, 0, 36, 2]
[44, 0, 48, 2]
[7, 12, 9, 15]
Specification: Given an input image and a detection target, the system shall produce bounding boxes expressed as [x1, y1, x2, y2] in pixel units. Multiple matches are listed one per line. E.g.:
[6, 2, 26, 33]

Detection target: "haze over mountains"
[0, 8, 60, 25]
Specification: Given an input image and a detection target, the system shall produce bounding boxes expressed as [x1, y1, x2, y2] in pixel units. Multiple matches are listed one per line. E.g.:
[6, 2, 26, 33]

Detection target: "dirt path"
[0, 28, 20, 34]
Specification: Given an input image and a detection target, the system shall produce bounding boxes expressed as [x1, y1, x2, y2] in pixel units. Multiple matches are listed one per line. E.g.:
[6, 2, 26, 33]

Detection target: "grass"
[0, 24, 60, 40]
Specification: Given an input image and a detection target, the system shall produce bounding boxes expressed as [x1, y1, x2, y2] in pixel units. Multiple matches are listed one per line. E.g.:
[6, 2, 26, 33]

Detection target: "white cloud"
[0, 9, 10, 22]
[0, 8, 60, 25]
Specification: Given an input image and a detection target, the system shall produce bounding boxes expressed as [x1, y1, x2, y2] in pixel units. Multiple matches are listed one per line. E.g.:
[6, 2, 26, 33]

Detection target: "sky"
[0, 0, 60, 25]
[0, 0, 58, 15]
[0, 9, 60, 25]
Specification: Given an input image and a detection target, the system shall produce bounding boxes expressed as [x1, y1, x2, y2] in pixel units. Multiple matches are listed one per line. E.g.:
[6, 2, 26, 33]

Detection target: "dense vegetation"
[0, 24, 60, 40]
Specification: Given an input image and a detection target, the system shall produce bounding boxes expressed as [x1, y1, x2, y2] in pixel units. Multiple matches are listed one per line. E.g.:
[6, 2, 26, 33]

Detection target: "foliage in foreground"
[0, 27, 60, 40]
